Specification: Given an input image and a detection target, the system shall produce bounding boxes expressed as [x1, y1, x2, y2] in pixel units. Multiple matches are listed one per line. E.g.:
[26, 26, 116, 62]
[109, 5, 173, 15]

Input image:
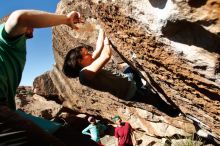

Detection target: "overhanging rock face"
[34, 0, 219, 145]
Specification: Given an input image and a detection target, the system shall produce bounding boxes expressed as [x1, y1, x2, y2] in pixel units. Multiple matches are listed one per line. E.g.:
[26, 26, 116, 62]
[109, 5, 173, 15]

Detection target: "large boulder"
[33, 0, 220, 145]
[33, 71, 60, 99]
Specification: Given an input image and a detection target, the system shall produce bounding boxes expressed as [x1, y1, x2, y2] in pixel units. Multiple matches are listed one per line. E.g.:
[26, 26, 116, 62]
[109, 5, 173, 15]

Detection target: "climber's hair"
[62, 44, 93, 78]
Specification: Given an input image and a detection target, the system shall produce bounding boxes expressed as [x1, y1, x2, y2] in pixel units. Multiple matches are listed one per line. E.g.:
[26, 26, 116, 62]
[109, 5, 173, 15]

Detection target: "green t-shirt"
[0, 23, 27, 110]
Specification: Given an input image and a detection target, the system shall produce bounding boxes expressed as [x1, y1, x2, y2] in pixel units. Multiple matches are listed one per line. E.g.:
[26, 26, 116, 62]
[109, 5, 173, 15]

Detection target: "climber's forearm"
[92, 28, 105, 59]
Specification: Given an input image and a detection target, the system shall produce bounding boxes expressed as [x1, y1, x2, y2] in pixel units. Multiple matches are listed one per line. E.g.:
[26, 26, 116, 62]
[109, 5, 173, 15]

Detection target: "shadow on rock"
[131, 88, 181, 117]
[149, 0, 168, 9]
[54, 126, 98, 146]
[53, 107, 99, 146]
[188, 0, 208, 8]
[162, 20, 220, 54]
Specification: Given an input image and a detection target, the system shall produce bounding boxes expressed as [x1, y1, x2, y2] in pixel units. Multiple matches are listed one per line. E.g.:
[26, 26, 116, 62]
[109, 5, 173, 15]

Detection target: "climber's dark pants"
[123, 66, 143, 89]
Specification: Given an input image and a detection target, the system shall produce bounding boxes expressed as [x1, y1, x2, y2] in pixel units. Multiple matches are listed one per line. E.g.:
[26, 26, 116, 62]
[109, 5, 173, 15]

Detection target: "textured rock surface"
[33, 71, 60, 99]
[33, 0, 220, 145]
[16, 94, 62, 119]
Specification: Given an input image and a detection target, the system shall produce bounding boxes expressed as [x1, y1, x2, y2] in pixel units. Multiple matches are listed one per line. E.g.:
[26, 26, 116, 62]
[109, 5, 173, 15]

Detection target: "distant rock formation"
[33, 0, 220, 145]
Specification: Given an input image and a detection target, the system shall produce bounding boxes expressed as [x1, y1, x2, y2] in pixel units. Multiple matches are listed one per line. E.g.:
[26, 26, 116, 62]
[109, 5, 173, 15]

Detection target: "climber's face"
[78, 47, 94, 67]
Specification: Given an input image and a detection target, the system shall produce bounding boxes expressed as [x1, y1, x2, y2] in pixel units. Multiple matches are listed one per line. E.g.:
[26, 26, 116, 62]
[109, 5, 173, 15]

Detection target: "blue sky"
[0, 0, 60, 86]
